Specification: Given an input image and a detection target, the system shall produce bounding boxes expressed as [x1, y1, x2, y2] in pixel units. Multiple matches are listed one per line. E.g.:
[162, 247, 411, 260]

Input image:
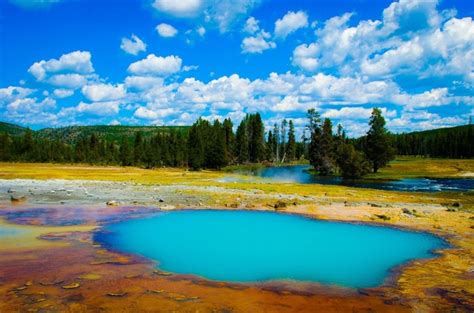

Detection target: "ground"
[0, 157, 473, 312]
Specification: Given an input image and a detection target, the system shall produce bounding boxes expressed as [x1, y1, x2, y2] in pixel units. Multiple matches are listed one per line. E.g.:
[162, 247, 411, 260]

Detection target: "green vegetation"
[36, 125, 189, 144]
[392, 124, 474, 158]
[1, 109, 472, 175]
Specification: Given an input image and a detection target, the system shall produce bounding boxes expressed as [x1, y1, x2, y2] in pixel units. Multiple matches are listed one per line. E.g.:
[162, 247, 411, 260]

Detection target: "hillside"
[0, 122, 190, 144]
[0, 122, 28, 137]
[35, 125, 190, 144]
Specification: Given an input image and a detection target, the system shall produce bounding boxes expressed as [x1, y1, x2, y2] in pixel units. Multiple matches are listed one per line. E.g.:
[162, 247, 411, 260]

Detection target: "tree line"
[0, 108, 471, 178]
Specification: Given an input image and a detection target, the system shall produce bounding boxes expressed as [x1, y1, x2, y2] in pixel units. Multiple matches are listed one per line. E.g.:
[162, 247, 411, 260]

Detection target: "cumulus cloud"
[274, 11, 308, 39]
[156, 23, 178, 37]
[127, 54, 182, 76]
[134, 107, 176, 120]
[291, 1, 474, 84]
[120, 34, 147, 55]
[151, 0, 262, 32]
[323, 107, 396, 119]
[53, 89, 74, 98]
[28, 51, 94, 81]
[152, 0, 202, 17]
[241, 17, 276, 53]
[47, 73, 90, 89]
[81, 83, 126, 102]
[76, 101, 120, 116]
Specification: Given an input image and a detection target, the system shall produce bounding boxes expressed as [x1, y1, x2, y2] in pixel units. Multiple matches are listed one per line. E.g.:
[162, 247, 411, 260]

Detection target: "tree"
[286, 120, 296, 162]
[364, 108, 395, 173]
[187, 118, 206, 170]
[133, 131, 144, 165]
[236, 119, 249, 163]
[119, 136, 132, 166]
[307, 109, 322, 170]
[336, 143, 370, 179]
[223, 118, 235, 162]
[249, 113, 265, 162]
[207, 120, 228, 169]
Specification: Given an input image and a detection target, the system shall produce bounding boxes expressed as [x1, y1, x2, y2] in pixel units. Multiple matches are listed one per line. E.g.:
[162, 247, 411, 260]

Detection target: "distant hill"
[0, 122, 29, 137]
[36, 125, 190, 144]
[0, 122, 190, 144]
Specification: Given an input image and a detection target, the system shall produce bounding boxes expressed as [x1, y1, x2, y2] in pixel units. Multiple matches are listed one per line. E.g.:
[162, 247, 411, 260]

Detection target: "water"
[233, 165, 474, 192]
[95, 210, 446, 288]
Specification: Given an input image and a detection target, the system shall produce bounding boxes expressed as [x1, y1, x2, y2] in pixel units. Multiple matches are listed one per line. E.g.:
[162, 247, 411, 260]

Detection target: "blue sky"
[0, 0, 473, 136]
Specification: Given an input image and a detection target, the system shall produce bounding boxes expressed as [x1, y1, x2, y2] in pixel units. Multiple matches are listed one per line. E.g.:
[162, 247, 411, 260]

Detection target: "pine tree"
[187, 118, 206, 170]
[364, 108, 395, 173]
[236, 119, 249, 163]
[119, 136, 131, 166]
[286, 120, 296, 162]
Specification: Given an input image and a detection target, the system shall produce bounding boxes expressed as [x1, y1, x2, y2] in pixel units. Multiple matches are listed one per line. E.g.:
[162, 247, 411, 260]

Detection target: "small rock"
[452, 202, 461, 208]
[153, 270, 173, 276]
[62, 282, 80, 289]
[106, 200, 119, 206]
[274, 200, 287, 210]
[107, 292, 127, 297]
[10, 195, 27, 203]
[7, 188, 14, 193]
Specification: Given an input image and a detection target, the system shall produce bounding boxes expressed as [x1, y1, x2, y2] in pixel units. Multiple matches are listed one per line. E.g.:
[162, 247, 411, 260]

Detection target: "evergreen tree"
[133, 131, 144, 165]
[286, 120, 296, 162]
[236, 119, 249, 163]
[364, 108, 395, 173]
[119, 136, 132, 166]
[223, 118, 235, 162]
[187, 118, 206, 170]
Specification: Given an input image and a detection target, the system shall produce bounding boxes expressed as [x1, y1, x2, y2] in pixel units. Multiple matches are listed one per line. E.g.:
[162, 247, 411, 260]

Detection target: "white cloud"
[0, 86, 35, 106]
[134, 107, 175, 120]
[128, 54, 182, 76]
[76, 101, 120, 116]
[47, 73, 90, 89]
[125, 76, 164, 90]
[156, 23, 178, 37]
[152, 0, 202, 17]
[274, 11, 308, 39]
[53, 89, 74, 98]
[151, 0, 262, 32]
[81, 83, 126, 102]
[291, 1, 474, 85]
[243, 16, 259, 34]
[323, 107, 396, 120]
[197, 26, 206, 36]
[120, 34, 147, 55]
[28, 51, 94, 81]
[241, 30, 276, 54]
[292, 43, 319, 71]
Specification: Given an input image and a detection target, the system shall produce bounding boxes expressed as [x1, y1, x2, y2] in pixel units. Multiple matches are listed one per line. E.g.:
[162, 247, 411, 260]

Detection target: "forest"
[0, 109, 472, 179]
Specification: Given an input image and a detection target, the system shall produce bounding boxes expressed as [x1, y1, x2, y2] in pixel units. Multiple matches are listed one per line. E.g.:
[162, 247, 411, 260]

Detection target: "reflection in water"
[232, 165, 474, 192]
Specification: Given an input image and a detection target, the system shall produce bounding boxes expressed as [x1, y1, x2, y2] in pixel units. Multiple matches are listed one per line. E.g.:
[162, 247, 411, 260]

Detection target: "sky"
[0, 0, 473, 137]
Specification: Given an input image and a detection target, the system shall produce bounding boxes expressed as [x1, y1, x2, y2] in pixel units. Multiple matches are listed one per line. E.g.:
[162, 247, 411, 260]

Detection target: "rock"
[106, 200, 119, 206]
[274, 200, 287, 210]
[374, 214, 390, 221]
[62, 282, 80, 289]
[402, 208, 413, 215]
[10, 195, 26, 203]
[153, 270, 173, 276]
[107, 292, 127, 297]
[370, 203, 382, 208]
[7, 188, 14, 193]
[452, 202, 461, 208]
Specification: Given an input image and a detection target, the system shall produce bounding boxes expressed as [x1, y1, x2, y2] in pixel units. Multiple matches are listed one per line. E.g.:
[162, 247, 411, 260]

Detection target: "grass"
[0, 159, 472, 211]
[366, 156, 474, 180]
